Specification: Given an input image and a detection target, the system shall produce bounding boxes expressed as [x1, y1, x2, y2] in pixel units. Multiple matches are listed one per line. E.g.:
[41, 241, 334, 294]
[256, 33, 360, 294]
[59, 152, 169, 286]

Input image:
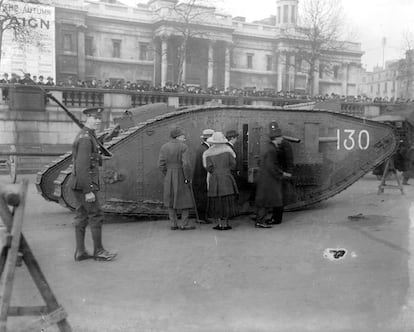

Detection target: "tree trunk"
[0, 28, 3, 65]
[177, 38, 188, 85]
[307, 65, 314, 97]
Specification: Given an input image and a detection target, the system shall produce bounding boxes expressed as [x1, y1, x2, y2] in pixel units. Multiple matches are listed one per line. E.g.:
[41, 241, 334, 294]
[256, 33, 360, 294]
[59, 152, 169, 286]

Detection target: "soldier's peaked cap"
[83, 107, 104, 117]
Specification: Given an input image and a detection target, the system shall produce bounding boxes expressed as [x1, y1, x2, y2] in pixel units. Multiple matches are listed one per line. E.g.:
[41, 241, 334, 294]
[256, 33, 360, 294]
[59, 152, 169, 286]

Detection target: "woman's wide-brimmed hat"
[207, 131, 228, 144]
[200, 129, 214, 138]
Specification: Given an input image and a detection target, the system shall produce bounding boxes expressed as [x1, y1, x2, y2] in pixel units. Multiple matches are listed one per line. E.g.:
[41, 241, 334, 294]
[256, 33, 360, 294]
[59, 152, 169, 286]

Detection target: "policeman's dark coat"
[192, 141, 210, 216]
[192, 141, 209, 190]
[255, 140, 294, 207]
[403, 145, 414, 178]
[158, 139, 193, 209]
[203, 145, 239, 198]
[71, 128, 101, 193]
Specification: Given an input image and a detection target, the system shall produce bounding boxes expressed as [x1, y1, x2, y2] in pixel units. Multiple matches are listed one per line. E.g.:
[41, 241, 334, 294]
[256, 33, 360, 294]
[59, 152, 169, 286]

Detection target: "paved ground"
[3, 174, 414, 332]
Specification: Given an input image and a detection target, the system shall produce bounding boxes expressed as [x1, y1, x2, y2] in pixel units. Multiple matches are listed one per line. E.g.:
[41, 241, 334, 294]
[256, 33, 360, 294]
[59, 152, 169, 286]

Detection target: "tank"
[37, 105, 398, 216]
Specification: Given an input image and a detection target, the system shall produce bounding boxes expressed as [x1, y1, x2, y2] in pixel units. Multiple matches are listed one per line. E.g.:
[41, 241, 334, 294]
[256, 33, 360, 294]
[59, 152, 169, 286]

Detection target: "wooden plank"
[19, 237, 72, 332]
[19, 307, 68, 332]
[0, 180, 28, 332]
[8, 306, 48, 316]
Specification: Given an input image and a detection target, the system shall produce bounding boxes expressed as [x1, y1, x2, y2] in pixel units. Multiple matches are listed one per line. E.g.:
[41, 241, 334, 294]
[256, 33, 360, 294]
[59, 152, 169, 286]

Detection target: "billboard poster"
[0, 0, 55, 81]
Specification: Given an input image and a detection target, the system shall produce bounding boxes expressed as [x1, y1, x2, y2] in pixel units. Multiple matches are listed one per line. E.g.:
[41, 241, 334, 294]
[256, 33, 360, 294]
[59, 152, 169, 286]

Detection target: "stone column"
[207, 40, 215, 88]
[77, 24, 86, 80]
[152, 40, 157, 85]
[224, 44, 230, 89]
[342, 62, 349, 96]
[161, 36, 168, 87]
[288, 54, 295, 91]
[277, 52, 285, 92]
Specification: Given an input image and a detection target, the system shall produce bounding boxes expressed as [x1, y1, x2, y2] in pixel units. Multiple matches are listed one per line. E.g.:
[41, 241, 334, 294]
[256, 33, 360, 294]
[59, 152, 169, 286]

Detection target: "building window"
[266, 55, 273, 71]
[85, 36, 94, 56]
[283, 5, 288, 23]
[112, 39, 121, 58]
[377, 83, 380, 94]
[384, 82, 388, 93]
[392, 80, 395, 92]
[247, 53, 254, 69]
[319, 64, 324, 79]
[63, 33, 73, 51]
[291, 5, 296, 23]
[295, 57, 302, 72]
[333, 65, 339, 79]
[370, 85, 373, 93]
[139, 42, 149, 60]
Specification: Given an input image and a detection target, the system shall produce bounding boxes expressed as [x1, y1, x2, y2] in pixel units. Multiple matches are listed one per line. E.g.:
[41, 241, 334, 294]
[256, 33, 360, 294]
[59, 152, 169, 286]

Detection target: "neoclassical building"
[52, 0, 363, 95]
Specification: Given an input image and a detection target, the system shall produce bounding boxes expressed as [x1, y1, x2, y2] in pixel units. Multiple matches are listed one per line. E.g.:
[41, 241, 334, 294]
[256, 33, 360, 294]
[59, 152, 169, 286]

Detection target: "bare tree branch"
[289, 0, 349, 95]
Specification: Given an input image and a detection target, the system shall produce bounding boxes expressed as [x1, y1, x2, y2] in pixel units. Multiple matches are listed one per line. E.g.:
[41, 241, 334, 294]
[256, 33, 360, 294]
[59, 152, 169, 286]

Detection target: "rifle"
[46, 93, 113, 157]
[18, 70, 113, 157]
[283, 136, 301, 143]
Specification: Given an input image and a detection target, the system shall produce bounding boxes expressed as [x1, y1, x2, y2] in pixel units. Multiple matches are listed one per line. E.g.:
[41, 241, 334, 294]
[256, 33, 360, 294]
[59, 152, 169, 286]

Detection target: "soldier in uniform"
[71, 107, 117, 262]
[254, 122, 294, 228]
[192, 129, 215, 223]
[158, 127, 195, 230]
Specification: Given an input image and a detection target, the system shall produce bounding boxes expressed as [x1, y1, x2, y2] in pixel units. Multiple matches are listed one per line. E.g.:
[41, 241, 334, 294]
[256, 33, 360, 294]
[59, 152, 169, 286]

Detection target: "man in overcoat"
[255, 122, 294, 228]
[158, 127, 195, 230]
[192, 129, 214, 223]
[403, 142, 414, 185]
[71, 107, 117, 261]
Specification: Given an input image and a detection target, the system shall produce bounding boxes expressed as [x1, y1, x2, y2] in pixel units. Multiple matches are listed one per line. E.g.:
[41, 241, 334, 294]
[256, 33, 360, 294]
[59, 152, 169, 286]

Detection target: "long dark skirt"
[207, 194, 238, 219]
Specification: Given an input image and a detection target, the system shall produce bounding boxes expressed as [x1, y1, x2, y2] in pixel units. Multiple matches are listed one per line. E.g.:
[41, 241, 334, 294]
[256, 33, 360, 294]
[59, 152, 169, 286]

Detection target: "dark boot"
[91, 226, 117, 261]
[268, 206, 283, 225]
[74, 226, 93, 261]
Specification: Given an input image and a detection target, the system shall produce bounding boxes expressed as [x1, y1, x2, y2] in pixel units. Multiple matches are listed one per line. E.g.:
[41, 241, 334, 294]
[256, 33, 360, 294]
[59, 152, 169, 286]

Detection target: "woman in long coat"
[203, 132, 239, 230]
[255, 125, 293, 228]
[158, 127, 195, 230]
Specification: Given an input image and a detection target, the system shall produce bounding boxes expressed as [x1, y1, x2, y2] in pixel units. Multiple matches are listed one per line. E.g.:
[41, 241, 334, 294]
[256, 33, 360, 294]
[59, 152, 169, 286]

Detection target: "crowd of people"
[2, 72, 414, 104]
[158, 123, 294, 232]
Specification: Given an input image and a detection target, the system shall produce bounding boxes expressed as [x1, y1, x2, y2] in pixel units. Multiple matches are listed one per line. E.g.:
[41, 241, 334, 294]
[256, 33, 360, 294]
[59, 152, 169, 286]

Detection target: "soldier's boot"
[74, 226, 93, 261]
[91, 226, 117, 261]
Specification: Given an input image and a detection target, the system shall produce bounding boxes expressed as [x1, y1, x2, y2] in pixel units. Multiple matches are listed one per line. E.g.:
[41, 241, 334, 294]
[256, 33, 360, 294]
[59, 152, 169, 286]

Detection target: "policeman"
[71, 107, 117, 262]
[254, 122, 294, 228]
[192, 129, 214, 223]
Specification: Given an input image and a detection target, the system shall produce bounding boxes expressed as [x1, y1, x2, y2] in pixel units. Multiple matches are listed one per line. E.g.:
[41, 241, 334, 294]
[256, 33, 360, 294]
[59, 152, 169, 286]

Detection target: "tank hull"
[38, 106, 398, 215]
[35, 103, 175, 203]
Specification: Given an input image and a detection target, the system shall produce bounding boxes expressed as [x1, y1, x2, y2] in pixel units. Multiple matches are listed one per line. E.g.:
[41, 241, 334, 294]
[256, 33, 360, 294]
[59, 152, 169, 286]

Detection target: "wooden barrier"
[0, 180, 71, 332]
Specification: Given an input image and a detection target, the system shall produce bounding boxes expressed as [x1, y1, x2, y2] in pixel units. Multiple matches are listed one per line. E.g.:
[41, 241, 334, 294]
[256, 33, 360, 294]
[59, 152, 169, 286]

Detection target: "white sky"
[118, 0, 414, 71]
